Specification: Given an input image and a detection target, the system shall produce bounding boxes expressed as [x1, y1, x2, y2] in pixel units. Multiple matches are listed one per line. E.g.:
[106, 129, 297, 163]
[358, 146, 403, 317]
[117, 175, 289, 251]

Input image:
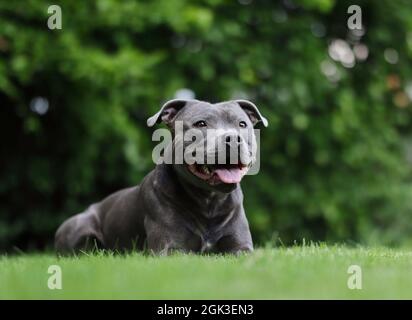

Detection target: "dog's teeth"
[202, 165, 210, 174]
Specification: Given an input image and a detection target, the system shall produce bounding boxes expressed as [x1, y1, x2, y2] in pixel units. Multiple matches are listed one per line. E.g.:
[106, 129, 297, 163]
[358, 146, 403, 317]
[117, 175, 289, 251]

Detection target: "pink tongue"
[214, 168, 244, 184]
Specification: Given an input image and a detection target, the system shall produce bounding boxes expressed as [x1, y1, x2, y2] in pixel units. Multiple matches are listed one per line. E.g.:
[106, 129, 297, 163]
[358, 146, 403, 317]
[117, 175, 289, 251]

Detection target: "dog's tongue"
[214, 167, 244, 184]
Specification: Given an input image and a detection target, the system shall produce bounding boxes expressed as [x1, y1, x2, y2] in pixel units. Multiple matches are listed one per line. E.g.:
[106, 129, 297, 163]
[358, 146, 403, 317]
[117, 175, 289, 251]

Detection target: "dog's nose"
[223, 134, 243, 161]
[224, 134, 242, 145]
[215, 133, 245, 164]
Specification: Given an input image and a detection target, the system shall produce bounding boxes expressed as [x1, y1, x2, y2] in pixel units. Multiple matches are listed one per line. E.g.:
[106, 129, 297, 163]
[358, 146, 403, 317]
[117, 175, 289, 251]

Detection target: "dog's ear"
[236, 100, 268, 127]
[147, 99, 189, 127]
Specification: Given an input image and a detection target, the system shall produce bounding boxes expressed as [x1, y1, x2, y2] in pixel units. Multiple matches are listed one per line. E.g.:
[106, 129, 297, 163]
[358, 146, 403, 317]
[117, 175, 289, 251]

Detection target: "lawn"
[1, 245, 412, 299]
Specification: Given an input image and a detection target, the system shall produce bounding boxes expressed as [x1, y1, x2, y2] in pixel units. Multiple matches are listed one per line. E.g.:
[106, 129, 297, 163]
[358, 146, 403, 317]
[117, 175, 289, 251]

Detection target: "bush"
[1, 0, 412, 251]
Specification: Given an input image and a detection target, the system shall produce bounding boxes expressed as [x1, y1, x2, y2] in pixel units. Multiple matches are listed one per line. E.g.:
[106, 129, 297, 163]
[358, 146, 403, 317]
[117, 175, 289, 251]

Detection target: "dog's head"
[148, 99, 268, 192]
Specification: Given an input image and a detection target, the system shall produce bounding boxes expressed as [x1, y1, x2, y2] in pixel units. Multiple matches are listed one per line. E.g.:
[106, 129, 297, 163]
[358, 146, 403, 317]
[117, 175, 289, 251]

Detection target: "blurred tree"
[1, 0, 412, 251]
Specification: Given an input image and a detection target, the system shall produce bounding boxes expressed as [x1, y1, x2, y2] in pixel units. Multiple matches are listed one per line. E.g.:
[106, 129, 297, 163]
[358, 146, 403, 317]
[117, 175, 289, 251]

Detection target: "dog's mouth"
[187, 163, 249, 185]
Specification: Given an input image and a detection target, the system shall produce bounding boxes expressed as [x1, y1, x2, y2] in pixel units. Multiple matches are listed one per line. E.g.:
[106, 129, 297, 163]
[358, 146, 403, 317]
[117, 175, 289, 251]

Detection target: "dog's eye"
[239, 121, 247, 128]
[194, 120, 207, 127]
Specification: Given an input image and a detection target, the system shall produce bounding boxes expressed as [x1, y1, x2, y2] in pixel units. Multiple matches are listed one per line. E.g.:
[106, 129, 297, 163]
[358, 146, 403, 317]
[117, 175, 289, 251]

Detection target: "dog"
[54, 99, 268, 254]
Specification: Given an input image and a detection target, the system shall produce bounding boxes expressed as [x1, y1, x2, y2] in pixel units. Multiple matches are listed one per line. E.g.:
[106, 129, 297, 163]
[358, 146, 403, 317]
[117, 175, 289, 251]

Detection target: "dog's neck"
[179, 178, 239, 225]
[161, 164, 240, 219]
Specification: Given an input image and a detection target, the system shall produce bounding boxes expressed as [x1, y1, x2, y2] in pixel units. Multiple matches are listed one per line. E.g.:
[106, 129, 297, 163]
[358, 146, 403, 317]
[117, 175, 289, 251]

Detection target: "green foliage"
[1, 0, 412, 251]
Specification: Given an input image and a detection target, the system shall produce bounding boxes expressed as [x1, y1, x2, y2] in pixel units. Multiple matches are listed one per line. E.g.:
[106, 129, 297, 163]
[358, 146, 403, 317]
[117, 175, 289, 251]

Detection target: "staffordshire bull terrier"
[54, 99, 268, 254]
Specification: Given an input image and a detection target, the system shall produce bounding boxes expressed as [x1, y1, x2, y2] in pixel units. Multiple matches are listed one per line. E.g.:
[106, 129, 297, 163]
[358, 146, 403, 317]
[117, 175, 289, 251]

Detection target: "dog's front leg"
[216, 234, 253, 255]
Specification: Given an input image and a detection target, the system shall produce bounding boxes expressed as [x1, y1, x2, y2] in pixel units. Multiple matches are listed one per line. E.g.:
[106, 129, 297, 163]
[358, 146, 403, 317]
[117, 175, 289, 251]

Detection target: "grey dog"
[55, 99, 268, 255]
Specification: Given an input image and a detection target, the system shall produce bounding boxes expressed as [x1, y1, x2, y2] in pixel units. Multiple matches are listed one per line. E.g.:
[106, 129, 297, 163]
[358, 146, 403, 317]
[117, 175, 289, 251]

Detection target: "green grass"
[1, 245, 412, 299]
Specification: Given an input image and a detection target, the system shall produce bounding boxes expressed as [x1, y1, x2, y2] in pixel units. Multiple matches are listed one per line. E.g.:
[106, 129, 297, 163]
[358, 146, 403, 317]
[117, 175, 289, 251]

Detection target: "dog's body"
[55, 99, 267, 254]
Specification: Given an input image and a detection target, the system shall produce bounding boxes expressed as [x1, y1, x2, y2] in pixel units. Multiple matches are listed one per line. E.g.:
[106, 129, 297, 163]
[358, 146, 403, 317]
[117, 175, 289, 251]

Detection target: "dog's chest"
[200, 240, 214, 253]
[183, 194, 236, 253]
[197, 229, 221, 253]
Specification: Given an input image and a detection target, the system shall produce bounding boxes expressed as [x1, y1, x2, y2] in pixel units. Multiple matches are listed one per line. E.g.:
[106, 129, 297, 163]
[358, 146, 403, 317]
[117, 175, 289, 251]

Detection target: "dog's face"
[148, 99, 268, 192]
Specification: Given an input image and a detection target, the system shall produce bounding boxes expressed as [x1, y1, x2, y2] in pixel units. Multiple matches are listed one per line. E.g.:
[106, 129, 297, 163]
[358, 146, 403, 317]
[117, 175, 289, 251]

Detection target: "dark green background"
[1, 0, 412, 252]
